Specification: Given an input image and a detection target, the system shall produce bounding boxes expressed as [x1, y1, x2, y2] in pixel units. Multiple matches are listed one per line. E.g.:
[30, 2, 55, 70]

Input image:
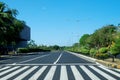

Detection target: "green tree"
[27, 40, 37, 48]
[79, 34, 90, 46]
[0, 2, 24, 54]
[52, 45, 60, 50]
[88, 25, 117, 49]
[110, 39, 120, 58]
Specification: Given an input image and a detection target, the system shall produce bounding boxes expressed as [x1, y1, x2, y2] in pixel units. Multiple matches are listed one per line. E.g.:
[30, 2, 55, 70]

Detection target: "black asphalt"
[0, 51, 93, 65]
[0, 51, 120, 80]
[0, 52, 50, 64]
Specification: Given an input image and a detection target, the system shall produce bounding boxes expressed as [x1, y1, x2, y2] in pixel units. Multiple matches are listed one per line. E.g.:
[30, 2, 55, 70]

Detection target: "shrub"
[95, 53, 109, 60]
[8, 51, 16, 55]
[17, 48, 29, 53]
[99, 47, 108, 53]
[90, 48, 97, 57]
[80, 48, 89, 55]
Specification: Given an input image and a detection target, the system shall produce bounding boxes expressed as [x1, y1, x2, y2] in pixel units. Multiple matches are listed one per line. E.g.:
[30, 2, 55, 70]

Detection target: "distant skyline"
[1, 0, 120, 46]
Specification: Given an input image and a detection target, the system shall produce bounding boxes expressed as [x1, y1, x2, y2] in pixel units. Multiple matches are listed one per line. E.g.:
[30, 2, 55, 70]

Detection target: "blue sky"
[1, 0, 120, 46]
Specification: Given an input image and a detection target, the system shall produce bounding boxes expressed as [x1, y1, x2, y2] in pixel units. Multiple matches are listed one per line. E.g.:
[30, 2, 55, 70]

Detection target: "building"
[0, 25, 30, 54]
[16, 25, 30, 48]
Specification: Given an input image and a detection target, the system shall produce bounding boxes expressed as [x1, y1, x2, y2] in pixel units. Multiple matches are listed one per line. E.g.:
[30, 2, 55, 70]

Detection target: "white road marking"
[6, 63, 97, 66]
[114, 68, 120, 72]
[0, 66, 10, 71]
[0, 66, 29, 80]
[19, 54, 50, 63]
[99, 66, 120, 77]
[60, 66, 68, 80]
[53, 52, 63, 64]
[14, 66, 38, 80]
[29, 66, 47, 80]
[0, 66, 20, 76]
[0, 65, 119, 80]
[89, 66, 116, 80]
[80, 66, 100, 80]
[71, 66, 84, 80]
[44, 66, 57, 80]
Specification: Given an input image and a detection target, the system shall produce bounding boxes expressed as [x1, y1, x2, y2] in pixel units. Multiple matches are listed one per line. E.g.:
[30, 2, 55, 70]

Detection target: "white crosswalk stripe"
[0, 65, 120, 80]
[0, 66, 20, 76]
[99, 65, 120, 77]
[14, 66, 38, 80]
[89, 66, 117, 80]
[80, 66, 100, 80]
[0, 66, 10, 71]
[0, 66, 29, 80]
[71, 66, 84, 80]
[114, 68, 120, 72]
[29, 66, 47, 80]
[60, 66, 68, 80]
[44, 66, 57, 80]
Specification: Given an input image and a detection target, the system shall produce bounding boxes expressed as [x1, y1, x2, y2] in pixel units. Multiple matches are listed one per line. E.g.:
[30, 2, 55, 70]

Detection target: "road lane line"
[19, 54, 51, 64]
[89, 66, 116, 80]
[60, 66, 68, 80]
[29, 66, 47, 80]
[0, 66, 20, 76]
[53, 52, 63, 64]
[0, 66, 29, 80]
[14, 66, 38, 80]
[44, 66, 57, 80]
[71, 66, 84, 80]
[0, 66, 10, 71]
[80, 66, 100, 80]
[98, 66, 120, 77]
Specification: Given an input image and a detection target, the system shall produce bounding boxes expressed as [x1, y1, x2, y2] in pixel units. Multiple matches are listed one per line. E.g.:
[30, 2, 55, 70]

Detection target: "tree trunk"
[112, 56, 115, 62]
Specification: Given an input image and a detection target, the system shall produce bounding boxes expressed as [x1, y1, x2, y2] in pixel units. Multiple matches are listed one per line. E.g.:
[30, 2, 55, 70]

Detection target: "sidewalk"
[68, 51, 120, 69]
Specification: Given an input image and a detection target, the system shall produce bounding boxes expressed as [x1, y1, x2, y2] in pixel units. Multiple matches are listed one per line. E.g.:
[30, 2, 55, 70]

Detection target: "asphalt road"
[0, 51, 120, 80]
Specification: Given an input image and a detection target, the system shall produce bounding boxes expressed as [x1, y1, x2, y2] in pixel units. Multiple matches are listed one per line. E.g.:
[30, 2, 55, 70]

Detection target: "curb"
[96, 60, 120, 69]
[67, 51, 120, 69]
[67, 51, 96, 63]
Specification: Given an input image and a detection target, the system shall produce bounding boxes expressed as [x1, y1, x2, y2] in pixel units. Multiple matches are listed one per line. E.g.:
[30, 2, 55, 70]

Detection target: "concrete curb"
[67, 51, 120, 69]
[96, 60, 120, 69]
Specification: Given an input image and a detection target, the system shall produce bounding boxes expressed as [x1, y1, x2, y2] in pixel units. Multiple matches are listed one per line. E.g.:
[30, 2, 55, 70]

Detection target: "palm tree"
[0, 2, 24, 54]
[0, 2, 17, 44]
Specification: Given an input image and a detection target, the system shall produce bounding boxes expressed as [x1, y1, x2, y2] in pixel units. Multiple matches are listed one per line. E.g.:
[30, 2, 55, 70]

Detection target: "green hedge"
[17, 48, 51, 53]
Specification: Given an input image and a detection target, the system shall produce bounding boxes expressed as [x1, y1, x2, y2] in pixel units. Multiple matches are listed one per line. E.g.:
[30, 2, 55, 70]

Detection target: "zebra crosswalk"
[0, 65, 120, 80]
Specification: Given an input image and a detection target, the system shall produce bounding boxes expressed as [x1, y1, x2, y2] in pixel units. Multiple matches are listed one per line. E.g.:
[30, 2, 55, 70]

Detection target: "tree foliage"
[0, 2, 25, 55]
[67, 24, 120, 60]
[79, 34, 90, 46]
[87, 25, 117, 48]
[0, 2, 24, 47]
[110, 39, 120, 57]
